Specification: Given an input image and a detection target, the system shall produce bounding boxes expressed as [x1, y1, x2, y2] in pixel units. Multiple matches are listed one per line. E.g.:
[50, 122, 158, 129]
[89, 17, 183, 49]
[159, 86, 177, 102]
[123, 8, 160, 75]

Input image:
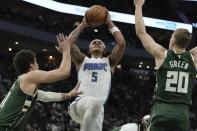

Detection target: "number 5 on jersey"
[91, 72, 98, 82]
[165, 71, 189, 93]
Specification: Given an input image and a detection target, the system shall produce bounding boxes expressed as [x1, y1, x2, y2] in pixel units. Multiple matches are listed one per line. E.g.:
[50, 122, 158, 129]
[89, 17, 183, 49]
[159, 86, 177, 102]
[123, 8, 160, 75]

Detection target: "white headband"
[89, 40, 106, 48]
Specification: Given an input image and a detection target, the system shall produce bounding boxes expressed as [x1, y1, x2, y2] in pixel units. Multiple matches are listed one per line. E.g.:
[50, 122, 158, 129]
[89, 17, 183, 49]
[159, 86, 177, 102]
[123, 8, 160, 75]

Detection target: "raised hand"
[104, 9, 112, 25]
[56, 33, 70, 53]
[82, 14, 89, 27]
[134, 0, 145, 7]
[104, 10, 115, 28]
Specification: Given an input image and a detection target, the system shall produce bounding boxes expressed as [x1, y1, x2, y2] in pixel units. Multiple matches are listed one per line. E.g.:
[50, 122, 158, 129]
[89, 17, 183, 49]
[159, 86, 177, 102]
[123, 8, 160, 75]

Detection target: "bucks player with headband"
[67, 11, 126, 131]
[0, 34, 82, 130]
[135, 0, 197, 130]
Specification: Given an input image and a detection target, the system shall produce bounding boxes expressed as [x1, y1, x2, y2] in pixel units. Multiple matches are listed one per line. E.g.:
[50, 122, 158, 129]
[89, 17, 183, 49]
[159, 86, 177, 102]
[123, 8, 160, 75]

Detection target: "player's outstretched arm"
[23, 33, 71, 84]
[106, 12, 126, 71]
[67, 17, 89, 68]
[190, 47, 197, 67]
[134, 0, 166, 59]
[37, 82, 82, 102]
[190, 47, 197, 55]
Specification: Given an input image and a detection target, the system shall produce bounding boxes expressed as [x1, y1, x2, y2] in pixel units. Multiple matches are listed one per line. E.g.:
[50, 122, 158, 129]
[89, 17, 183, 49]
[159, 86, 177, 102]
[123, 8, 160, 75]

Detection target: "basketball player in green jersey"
[0, 33, 82, 131]
[135, 0, 197, 131]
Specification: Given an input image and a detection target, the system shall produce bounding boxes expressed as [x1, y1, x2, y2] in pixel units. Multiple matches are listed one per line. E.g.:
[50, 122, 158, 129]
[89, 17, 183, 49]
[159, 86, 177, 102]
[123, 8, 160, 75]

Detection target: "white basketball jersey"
[78, 57, 111, 103]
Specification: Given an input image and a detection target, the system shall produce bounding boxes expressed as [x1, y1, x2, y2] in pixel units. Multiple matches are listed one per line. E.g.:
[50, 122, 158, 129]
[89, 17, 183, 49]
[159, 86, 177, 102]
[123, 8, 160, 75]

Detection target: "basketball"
[85, 5, 108, 26]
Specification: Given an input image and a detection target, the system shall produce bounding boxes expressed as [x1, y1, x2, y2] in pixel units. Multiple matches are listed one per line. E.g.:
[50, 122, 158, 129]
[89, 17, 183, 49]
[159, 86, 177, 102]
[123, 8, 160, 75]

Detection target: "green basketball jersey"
[0, 77, 38, 130]
[154, 50, 197, 105]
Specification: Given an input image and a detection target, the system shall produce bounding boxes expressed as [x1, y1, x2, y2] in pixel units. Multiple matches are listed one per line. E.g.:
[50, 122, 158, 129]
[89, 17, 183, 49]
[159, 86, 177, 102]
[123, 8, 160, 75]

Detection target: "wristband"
[109, 26, 120, 34]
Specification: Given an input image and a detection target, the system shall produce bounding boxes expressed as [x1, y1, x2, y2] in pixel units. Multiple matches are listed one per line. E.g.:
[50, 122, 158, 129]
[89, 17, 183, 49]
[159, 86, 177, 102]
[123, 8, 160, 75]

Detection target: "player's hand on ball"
[82, 15, 89, 27]
[105, 10, 115, 28]
[56, 33, 70, 53]
[85, 5, 107, 27]
[105, 10, 112, 25]
[134, 0, 145, 7]
[68, 81, 83, 98]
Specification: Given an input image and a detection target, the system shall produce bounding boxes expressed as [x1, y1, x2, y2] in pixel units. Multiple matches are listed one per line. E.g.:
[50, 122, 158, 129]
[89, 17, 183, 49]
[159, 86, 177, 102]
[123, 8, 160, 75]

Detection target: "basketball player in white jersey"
[67, 10, 126, 131]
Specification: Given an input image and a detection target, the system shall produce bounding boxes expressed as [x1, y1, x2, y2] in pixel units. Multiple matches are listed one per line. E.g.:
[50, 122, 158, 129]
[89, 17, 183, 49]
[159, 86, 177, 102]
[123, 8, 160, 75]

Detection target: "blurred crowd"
[0, 0, 183, 49]
[0, 50, 197, 131]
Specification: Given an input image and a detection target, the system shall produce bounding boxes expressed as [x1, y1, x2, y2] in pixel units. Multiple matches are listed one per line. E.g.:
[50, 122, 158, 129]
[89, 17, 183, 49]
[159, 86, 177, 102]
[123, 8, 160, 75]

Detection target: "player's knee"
[90, 99, 103, 114]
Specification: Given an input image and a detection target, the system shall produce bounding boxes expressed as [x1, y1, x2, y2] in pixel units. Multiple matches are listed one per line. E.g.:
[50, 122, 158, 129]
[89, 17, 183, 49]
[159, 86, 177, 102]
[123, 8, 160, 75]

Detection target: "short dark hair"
[13, 50, 36, 74]
[174, 28, 192, 49]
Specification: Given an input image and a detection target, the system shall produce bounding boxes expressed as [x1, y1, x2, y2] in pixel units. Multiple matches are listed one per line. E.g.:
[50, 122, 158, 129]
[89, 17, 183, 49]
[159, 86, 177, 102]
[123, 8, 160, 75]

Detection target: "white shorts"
[68, 97, 83, 124]
[68, 96, 104, 126]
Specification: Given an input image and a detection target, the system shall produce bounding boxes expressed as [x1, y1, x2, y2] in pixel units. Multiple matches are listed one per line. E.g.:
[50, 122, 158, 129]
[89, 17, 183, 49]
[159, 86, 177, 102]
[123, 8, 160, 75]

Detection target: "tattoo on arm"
[69, 23, 86, 45]
[70, 44, 85, 68]
[67, 23, 87, 68]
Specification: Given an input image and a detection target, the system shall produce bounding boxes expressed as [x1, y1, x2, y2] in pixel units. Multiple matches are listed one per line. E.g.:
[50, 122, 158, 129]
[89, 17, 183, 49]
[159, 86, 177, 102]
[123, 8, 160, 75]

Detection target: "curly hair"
[13, 50, 36, 74]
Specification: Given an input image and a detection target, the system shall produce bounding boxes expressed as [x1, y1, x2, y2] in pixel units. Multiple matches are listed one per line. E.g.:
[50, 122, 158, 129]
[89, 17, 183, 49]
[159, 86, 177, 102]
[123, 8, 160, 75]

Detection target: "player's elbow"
[59, 64, 71, 77]
[64, 71, 70, 78]
[122, 41, 126, 47]
[117, 39, 126, 46]
[119, 42, 126, 49]
[60, 69, 70, 78]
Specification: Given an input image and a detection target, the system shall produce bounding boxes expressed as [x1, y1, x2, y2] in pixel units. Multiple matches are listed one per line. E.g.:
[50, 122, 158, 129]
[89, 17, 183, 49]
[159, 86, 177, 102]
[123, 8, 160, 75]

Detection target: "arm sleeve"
[37, 90, 63, 102]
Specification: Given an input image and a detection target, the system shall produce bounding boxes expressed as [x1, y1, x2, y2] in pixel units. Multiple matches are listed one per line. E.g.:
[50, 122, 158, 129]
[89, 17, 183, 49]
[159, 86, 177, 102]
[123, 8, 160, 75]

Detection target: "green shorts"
[0, 127, 12, 131]
[148, 102, 189, 131]
[0, 126, 23, 131]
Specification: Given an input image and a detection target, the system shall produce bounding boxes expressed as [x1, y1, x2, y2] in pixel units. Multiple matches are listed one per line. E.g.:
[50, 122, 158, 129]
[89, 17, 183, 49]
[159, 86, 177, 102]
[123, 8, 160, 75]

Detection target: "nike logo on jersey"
[84, 63, 107, 71]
